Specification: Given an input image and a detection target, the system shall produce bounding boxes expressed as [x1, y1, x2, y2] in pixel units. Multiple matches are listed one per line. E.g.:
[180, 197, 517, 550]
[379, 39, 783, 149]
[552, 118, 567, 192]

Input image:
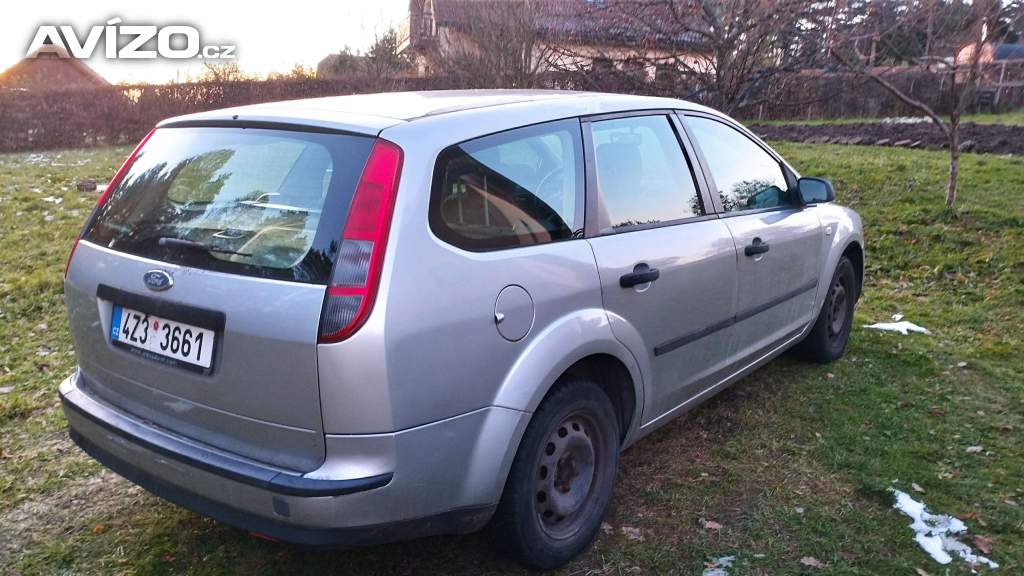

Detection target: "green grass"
[753, 109, 1024, 126]
[1, 143, 1022, 575]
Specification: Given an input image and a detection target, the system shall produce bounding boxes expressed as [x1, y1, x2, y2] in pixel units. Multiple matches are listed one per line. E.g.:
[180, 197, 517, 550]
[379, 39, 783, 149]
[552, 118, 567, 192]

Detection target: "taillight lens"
[318, 139, 403, 342]
[64, 129, 156, 279]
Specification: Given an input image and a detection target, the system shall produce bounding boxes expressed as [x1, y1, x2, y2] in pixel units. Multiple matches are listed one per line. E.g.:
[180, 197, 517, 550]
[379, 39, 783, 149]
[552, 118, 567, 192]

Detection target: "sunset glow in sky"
[1, 0, 408, 84]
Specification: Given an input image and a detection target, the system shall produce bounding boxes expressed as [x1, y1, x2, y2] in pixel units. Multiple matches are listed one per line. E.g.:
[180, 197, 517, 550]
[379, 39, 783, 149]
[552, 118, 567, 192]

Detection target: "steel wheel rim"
[827, 277, 849, 339]
[534, 411, 604, 540]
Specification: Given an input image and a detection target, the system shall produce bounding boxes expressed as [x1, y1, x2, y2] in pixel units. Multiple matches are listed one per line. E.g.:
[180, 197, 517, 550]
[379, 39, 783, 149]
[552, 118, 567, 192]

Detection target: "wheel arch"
[491, 308, 643, 437]
[485, 310, 644, 508]
[557, 354, 636, 445]
[841, 240, 864, 300]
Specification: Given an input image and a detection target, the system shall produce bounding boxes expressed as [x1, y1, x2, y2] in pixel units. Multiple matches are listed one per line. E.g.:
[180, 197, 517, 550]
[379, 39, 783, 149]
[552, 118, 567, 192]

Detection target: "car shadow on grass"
[104, 356, 832, 576]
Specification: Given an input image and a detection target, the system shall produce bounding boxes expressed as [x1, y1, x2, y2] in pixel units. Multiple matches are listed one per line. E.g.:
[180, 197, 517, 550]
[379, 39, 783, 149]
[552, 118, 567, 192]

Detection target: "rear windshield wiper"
[158, 237, 252, 258]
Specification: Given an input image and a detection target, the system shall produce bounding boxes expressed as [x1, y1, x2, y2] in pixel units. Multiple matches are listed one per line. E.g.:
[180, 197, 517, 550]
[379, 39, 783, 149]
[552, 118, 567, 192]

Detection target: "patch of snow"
[41, 196, 63, 204]
[800, 556, 826, 569]
[864, 320, 932, 335]
[23, 153, 51, 165]
[620, 525, 644, 540]
[891, 488, 998, 569]
[703, 555, 736, 576]
[881, 116, 932, 124]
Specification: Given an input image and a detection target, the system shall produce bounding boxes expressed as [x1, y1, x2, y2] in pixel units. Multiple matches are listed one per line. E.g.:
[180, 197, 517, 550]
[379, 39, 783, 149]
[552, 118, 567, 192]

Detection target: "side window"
[430, 119, 583, 251]
[590, 115, 704, 233]
[687, 116, 790, 212]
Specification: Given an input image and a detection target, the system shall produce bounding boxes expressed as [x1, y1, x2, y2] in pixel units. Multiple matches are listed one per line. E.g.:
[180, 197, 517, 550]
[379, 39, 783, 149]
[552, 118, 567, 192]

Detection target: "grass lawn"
[754, 109, 1024, 126]
[1, 143, 1022, 575]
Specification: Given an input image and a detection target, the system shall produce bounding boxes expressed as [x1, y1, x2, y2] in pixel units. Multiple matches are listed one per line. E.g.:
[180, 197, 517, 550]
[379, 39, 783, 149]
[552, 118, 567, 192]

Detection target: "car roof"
[158, 90, 717, 136]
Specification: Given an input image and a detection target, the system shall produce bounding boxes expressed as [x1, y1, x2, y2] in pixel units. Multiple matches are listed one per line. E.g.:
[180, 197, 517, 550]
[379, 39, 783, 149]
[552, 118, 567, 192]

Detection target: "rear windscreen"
[84, 126, 374, 283]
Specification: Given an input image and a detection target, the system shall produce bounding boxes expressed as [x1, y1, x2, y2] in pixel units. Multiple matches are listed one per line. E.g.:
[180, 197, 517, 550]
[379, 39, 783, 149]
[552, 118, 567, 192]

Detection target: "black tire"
[489, 378, 620, 570]
[796, 256, 857, 363]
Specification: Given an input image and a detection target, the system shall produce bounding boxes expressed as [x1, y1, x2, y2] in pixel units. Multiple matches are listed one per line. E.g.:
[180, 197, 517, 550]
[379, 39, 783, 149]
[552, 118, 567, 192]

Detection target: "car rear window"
[84, 126, 374, 283]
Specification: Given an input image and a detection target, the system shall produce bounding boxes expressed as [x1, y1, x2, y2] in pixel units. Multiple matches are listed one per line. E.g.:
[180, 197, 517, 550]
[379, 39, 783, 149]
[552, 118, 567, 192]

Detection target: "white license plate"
[111, 305, 215, 370]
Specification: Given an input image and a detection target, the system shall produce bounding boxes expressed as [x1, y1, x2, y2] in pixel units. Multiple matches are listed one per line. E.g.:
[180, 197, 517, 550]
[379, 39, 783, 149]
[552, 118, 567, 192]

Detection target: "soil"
[749, 121, 1024, 155]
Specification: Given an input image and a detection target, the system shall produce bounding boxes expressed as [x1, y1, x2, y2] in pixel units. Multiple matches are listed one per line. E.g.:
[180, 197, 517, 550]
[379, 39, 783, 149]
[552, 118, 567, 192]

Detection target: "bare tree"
[198, 61, 255, 82]
[433, 0, 559, 89]
[830, 0, 1022, 211]
[548, 0, 822, 113]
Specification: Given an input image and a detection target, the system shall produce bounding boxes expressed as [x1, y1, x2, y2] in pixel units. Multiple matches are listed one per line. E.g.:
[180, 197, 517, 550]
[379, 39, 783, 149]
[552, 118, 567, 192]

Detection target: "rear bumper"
[60, 371, 528, 545]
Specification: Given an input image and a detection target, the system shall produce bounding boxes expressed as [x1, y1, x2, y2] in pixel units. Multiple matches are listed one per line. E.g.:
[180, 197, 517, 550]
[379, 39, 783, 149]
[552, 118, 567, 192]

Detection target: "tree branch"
[830, 48, 949, 136]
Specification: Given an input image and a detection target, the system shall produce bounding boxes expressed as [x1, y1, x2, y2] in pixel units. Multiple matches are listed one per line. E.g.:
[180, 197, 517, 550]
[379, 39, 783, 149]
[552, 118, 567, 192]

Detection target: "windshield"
[84, 126, 374, 283]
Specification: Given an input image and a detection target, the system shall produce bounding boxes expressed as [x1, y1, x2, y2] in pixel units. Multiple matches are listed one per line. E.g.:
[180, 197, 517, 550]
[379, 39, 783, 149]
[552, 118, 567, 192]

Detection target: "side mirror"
[797, 177, 835, 205]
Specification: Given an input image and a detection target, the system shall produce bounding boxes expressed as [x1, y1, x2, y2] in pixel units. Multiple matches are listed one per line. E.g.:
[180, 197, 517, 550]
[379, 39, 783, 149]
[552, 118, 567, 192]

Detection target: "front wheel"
[796, 256, 857, 363]
[489, 378, 620, 570]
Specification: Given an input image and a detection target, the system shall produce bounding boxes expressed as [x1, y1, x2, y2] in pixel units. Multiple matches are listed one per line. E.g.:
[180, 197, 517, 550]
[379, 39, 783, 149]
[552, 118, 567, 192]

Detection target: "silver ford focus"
[60, 90, 863, 569]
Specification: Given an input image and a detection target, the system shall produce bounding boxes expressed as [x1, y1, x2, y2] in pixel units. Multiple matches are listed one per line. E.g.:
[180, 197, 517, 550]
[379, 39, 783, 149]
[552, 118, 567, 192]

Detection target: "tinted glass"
[430, 119, 583, 251]
[85, 127, 374, 283]
[591, 115, 703, 233]
[798, 178, 831, 203]
[688, 117, 790, 212]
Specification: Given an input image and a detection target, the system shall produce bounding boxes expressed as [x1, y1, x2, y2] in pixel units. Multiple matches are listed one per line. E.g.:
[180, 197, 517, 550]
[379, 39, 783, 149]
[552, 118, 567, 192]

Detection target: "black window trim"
[581, 110, 718, 238]
[158, 119, 370, 137]
[677, 111, 802, 218]
[427, 116, 587, 253]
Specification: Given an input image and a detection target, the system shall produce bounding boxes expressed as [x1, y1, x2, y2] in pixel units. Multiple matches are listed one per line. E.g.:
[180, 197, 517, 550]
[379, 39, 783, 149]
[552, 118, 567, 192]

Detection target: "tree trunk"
[946, 125, 959, 211]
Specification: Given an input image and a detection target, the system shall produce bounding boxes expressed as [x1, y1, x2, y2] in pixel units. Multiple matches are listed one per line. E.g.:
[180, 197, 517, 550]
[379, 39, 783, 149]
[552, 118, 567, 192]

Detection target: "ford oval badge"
[143, 270, 173, 292]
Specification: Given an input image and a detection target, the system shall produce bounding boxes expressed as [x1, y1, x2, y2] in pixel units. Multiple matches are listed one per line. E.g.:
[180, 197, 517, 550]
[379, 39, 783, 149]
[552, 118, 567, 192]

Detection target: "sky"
[0, 0, 408, 84]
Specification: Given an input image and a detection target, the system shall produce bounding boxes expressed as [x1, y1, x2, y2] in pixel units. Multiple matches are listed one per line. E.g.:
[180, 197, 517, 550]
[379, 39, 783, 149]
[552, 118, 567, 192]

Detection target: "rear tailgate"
[65, 125, 375, 472]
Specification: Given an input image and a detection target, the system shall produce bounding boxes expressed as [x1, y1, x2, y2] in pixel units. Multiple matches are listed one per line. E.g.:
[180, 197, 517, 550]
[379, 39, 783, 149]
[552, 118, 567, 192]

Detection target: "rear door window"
[589, 115, 705, 233]
[429, 119, 584, 251]
[84, 127, 374, 283]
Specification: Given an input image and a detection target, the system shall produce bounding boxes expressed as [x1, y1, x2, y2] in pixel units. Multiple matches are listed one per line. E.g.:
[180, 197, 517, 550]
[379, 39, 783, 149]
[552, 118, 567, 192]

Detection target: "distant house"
[396, 0, 710, 80]
[0, 44, 110, 92]
[955, 42, 1024, 90]
[956, 42, 1024, 66]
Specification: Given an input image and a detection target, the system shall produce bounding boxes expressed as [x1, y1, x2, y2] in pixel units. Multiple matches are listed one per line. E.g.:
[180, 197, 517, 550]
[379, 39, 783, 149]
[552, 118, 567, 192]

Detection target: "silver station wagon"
[61, 90, 863, 568]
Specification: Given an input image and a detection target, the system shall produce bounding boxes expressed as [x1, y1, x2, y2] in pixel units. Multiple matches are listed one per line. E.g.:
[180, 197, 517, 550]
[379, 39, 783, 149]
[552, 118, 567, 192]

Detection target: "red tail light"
[64, 129, 156, 279]
[318, 139, 403, 342]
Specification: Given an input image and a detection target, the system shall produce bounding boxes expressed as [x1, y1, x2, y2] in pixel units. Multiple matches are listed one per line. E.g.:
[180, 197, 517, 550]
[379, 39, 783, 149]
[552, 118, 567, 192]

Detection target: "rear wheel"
[796, 256, 857, 363]
[490, 379, 619, 570]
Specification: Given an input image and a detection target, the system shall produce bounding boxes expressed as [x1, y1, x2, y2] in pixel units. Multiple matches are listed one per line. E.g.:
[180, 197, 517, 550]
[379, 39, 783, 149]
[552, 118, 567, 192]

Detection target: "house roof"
[0, 44, 110, 91]
[429, 0, 708, 50]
